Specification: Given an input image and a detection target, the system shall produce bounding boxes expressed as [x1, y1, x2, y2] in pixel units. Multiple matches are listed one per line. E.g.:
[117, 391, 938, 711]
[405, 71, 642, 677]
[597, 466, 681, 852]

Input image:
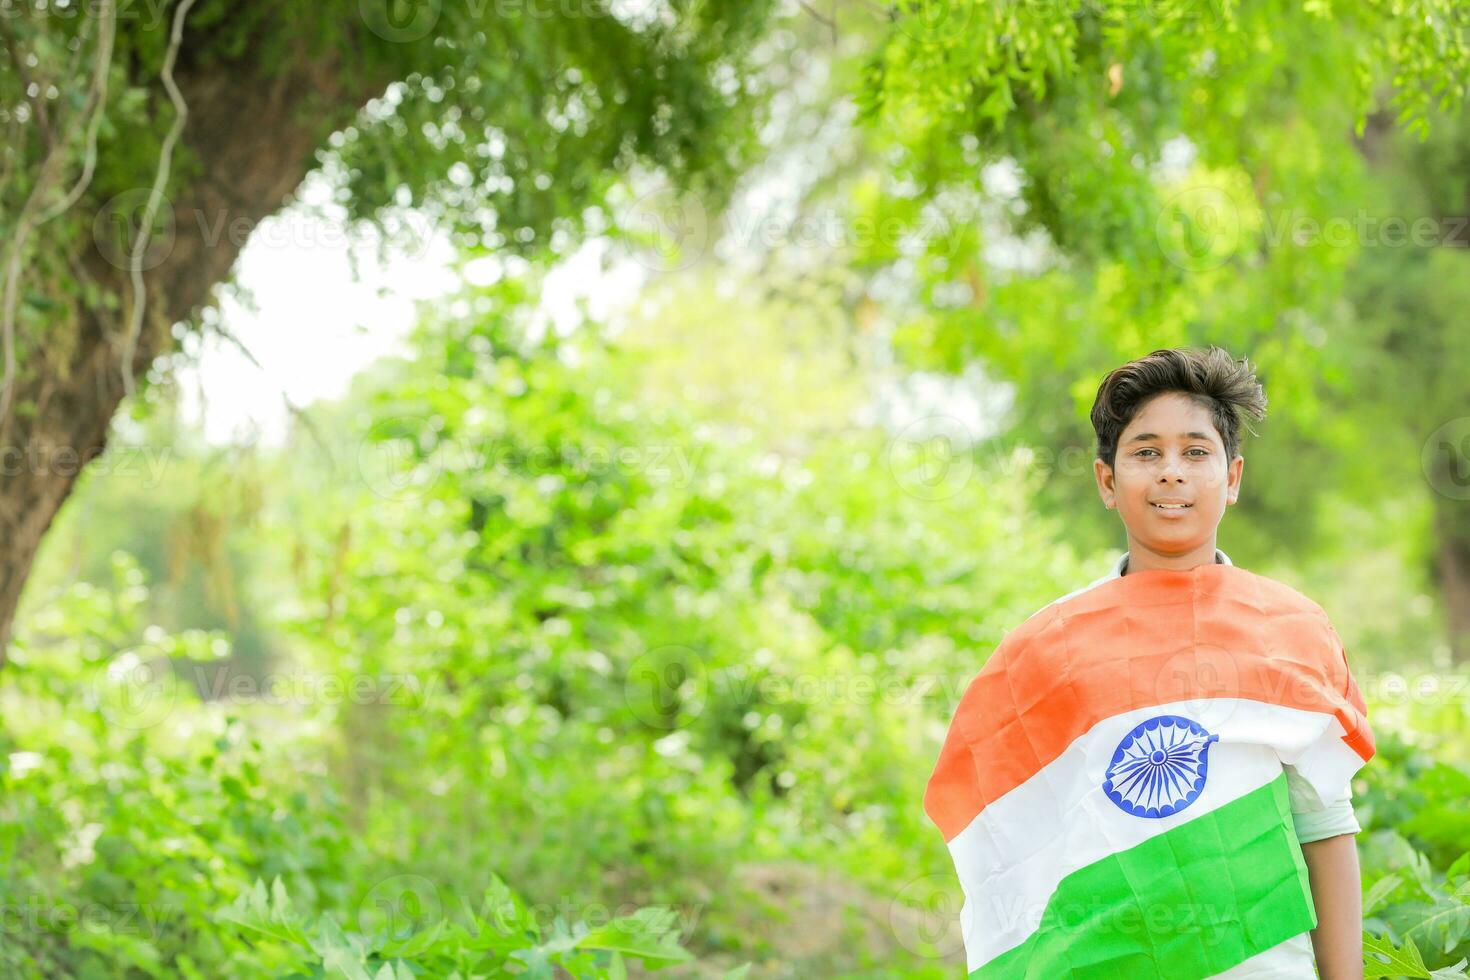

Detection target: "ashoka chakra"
[1102, 714, 1219, 819]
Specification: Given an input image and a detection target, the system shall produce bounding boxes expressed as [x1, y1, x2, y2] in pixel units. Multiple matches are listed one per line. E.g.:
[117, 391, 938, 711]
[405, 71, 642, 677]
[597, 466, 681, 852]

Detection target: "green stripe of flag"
[972, 772, 1316, 979]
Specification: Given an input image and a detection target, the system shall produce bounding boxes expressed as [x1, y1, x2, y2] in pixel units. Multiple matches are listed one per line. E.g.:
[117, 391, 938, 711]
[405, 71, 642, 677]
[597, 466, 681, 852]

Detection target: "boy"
[924, 347, 1372, 979]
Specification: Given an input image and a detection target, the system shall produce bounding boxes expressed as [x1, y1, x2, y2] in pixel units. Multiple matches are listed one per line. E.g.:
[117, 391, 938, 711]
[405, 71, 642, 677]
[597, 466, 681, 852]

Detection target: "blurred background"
[1, 0, 1468, 975]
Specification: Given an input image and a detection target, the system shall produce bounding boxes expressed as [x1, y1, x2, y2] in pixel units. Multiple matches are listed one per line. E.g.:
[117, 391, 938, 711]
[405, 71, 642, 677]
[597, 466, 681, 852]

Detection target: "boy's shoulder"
[1225, 565, 1334, 620]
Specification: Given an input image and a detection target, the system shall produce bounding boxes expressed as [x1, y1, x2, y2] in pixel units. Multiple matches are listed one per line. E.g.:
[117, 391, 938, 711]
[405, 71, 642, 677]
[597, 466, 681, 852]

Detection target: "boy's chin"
[1129, 524, 1200, 546]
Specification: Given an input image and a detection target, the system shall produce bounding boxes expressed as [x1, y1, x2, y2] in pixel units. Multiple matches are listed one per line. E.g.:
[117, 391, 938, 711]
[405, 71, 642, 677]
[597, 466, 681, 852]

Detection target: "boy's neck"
[1121, 539, 1223, 575]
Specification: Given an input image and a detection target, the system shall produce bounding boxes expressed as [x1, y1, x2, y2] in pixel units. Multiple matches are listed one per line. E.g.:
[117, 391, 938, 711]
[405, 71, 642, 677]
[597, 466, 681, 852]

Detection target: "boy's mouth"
[1151, 501, 1193, 511]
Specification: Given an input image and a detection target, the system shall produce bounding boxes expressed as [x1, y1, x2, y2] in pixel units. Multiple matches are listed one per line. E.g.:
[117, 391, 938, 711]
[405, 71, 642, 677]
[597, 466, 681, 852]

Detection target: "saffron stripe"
[970, 771, 1315, 979]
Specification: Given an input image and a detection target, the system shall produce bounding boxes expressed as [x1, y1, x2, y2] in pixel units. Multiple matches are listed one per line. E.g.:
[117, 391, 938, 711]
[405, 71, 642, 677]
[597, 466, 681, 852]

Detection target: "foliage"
[254, 268, 1074, 963]
[818, 0, 1470, 576]
[216, 874, 714, 979]
[2, 551, 740, 978]
[0, 0, 785, 425]
[9, 260, 1467, 975]
[0, 554, 350, 977]
[1355, 695, 1470, 976]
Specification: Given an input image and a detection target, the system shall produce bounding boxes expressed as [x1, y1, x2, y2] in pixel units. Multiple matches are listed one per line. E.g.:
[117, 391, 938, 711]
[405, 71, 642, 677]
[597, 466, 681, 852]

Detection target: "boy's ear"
[1226, 453, 1245, 504]
[1094, 457, 1116, 509]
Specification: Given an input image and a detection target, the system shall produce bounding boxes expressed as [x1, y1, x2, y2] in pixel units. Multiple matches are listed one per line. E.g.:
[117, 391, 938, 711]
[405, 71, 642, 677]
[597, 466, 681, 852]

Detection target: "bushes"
[2, 553, 729, 978]
[0, 554, 344, 976]
[216, 875, 719, 979]
[1356, 708, 1470, 977]
[258, 290, 1070, 969]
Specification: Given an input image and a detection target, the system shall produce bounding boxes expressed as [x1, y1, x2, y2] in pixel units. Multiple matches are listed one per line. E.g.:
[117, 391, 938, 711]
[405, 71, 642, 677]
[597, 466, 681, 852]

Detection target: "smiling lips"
[1151, 500, 1193, 514]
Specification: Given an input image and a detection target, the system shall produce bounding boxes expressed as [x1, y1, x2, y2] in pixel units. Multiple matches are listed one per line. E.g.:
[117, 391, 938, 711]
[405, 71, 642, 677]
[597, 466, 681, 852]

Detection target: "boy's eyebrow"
[1125, 431, 1216, 443]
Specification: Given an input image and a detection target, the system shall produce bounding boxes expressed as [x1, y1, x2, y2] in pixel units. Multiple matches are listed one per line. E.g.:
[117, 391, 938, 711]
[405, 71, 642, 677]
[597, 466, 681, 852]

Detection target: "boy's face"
[1093, 392, 1244, 562]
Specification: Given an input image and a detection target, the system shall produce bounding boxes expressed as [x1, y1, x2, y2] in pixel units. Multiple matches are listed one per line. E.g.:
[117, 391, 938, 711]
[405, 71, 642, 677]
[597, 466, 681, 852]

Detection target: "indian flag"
[924, 562, 1375, 978]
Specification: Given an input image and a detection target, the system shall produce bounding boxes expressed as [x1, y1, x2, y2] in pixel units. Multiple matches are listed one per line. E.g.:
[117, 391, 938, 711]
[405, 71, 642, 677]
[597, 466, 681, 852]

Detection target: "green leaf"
[216, 877, 312, 948]
[1365, 874, 1404, 916]
[1405, 901, 1470, 958]
[379, 919, 446, 958]
[578, 907, 693, 966]
[1365, 931, 1430, 979]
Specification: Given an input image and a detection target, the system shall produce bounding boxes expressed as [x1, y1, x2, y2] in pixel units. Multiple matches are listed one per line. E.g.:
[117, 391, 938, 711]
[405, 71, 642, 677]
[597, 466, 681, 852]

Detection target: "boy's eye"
[1133, 448, 1210, 458]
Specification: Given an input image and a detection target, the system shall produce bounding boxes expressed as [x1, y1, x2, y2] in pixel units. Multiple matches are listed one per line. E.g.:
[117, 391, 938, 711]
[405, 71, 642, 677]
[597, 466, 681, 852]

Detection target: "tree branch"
[120, 0, 199, 402]
[38, 1, 118, 225]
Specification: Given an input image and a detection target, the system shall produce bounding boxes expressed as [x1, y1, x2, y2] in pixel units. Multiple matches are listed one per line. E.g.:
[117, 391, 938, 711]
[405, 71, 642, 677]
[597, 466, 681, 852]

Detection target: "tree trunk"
[1353, 106, 1470, 666]
[0, 42, 392, 662]
[1432, 497, 1470, 666]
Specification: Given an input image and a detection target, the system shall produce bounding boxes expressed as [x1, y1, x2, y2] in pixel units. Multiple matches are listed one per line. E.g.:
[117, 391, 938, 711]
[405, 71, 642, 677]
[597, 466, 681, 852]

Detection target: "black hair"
[1090, 346, 1267, 469]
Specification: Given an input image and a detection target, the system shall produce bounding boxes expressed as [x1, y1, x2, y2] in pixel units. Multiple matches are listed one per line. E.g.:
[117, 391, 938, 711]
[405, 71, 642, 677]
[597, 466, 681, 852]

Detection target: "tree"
[0, 0, 781, 658]
[1344, 101, 1470, 660]
[837, 0, 1470, 647]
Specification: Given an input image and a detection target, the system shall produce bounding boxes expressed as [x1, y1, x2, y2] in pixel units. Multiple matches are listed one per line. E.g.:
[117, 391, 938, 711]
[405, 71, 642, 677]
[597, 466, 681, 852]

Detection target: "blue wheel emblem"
[1103, 714, 1218, 818]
